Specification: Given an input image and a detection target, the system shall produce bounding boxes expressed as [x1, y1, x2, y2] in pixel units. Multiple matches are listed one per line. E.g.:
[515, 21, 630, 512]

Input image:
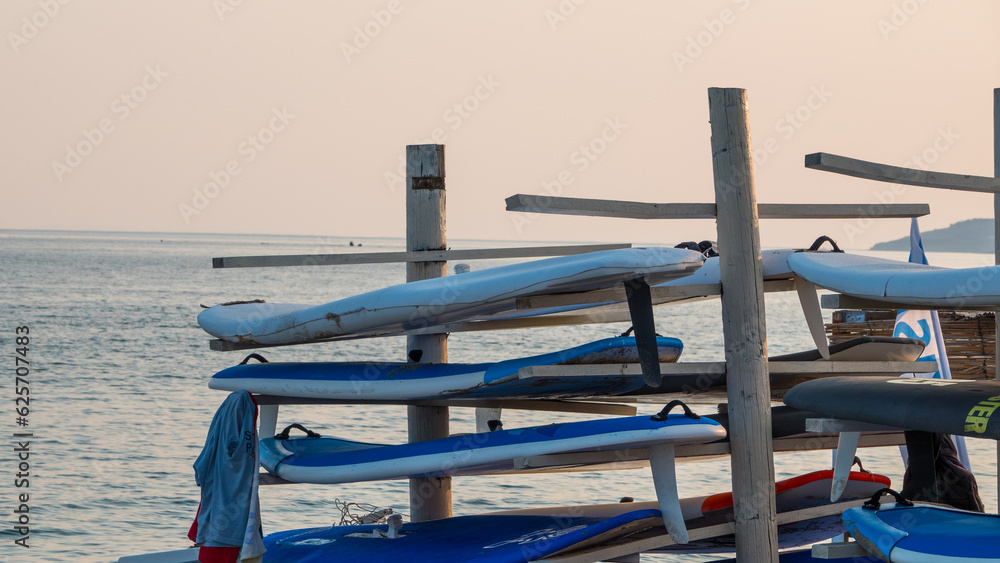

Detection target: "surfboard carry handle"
[862, 487, 914, 511]
[275, 423, 322, 440]
[618, 326, 663, 338]
[804, 235, 843, 253]
[650, 400, 700, 421]
[239, 353, 269, 365]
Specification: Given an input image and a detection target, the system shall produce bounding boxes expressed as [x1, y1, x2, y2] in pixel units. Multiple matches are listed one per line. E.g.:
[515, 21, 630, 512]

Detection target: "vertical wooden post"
[708, 88, 778, 561]
[406, 144, 452, 522]
[993, 87, 999, 506]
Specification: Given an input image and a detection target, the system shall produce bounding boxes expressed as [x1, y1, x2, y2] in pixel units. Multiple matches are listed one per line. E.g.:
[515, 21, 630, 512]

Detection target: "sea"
[1, 229, 997, 563]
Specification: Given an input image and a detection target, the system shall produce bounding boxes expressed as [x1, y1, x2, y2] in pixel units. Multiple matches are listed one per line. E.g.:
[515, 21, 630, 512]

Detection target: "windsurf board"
[259, 410, 725, 484]
[843, 501, 1000, 563]
[209, 336, 682, 400]
[261, 509, 662, 563]
[788, 250, 1000, 308]
[783, 376, 1000, 440]
[198, 247, 705, 345]
[488, 469, 890, 554]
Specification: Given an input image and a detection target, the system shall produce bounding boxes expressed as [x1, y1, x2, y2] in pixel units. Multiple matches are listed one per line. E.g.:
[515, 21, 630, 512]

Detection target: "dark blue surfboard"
[210, 336, 683, 400]
[783, 376, 1000, 440]
[262, 510, 661, 563]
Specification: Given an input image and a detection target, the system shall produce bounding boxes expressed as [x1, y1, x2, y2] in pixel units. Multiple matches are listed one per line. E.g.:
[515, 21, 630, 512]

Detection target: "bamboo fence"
[827, 310, 996, 380]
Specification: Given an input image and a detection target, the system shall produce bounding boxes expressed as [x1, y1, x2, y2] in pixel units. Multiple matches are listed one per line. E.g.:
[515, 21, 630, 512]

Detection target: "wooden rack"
[200, 87, 1000, 561]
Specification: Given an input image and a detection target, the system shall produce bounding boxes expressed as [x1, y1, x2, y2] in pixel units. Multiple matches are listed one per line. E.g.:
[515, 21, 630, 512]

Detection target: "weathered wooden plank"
[117, 549, 200, 563]
[805, 418, 901, 433]
[811, 541, 871, 559]
[206, 309, 640, 351]
[543, 501, 864, 562]
[994, 87, 1000, 501]
[515, 279, 796, 311]
[405, 144, 451, 522]
[259, 432, 907, 486]
[505, 194, 928, 219]
[710, 87, 778, 562]
[507, 194, 718, 218]
[252, 395, 637, 415]
[211, 243, 632, 269]
[805, 152, 1000, 193]
[519, 361, 933, 379]
[820, 293, 1000, 312]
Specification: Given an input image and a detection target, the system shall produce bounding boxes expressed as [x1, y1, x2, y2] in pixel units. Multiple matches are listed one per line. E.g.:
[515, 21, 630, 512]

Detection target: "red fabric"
[188, 503, 201, 542]
[198, 546, 241, 563]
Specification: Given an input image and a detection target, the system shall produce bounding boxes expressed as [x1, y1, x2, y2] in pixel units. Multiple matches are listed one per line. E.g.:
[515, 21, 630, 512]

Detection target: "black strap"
[618, 326, 662, 338]
[852, 456, 871, 475]
[806, 235, 843, 252]
[239, 353, 269, 365]
[863, 488, 913, 510]
[274, 423, 321, 440]
[487, 420, 503, 432]
[651, 400, 700, 421]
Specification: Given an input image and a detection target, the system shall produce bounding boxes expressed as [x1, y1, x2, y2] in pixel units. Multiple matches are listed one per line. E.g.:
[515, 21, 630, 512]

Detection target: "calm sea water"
[0, 230, 997, 563]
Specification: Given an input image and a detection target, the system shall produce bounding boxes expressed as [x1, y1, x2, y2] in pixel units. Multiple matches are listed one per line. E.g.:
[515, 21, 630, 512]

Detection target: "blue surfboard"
[260, 411, 724, 484]
[843, 502, 1000, 562]
[209, 336, 683, 400]
[262, 510, 662, 562]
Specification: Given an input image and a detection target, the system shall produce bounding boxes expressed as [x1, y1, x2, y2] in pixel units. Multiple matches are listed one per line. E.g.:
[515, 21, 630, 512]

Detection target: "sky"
[4, 0, 1000, 249]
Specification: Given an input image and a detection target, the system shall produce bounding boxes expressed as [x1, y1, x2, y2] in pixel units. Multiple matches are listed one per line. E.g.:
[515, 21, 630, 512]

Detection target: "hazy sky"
[4, 1, 1000, 249]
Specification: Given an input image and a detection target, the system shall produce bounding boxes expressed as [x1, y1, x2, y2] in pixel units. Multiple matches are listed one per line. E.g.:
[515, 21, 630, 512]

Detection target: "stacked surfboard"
[191, 244, 1000, 560]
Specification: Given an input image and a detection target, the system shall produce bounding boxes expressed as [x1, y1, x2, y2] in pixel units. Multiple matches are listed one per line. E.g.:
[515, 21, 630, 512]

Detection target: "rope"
[334, 499, 406, 526]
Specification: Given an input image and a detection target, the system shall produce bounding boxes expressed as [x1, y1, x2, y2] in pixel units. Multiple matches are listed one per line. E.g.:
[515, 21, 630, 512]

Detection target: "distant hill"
[870, 218, 994, 253]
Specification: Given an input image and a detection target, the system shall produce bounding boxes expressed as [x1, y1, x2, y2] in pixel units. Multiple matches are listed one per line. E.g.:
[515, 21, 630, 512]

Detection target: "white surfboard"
[198, 247, 705, 345]
[788, 251, 1000, 308]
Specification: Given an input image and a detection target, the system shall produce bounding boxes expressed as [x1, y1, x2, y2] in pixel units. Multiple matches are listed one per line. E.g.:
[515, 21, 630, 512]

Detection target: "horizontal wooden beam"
[515, 279, 797, 311]
[252, 395, 637, 416]
[212, 243, 631, 269]
[820, 293, 1000, 312]
[208, 309, 639, 351]
[117, 549, 200, 563]
[805, 418, 901, 433]
[506, 194, 928, 220]
[806, 152, 1000, 194]
[519, 361, 934, 379]
[260, 432, 907, 486]
[811, 541, 871, 559]
[544, 500, 866, 562]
